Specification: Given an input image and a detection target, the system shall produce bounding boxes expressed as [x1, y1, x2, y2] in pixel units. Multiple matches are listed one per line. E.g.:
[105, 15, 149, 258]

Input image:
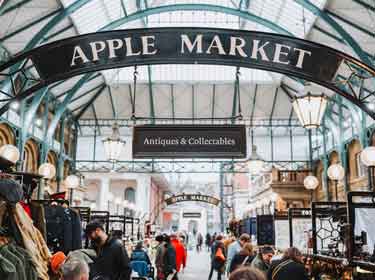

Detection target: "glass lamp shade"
[122, 200, 129, 207]
[292, 93, 327, 129]
[114, 197, 122, 205]
[102, 123, 125, 162]
[90, 203, 97, 209]
[361, 146, 375, 167]
[304, 175, 319, 190]
[107, 192, 114, 202]
[327, 164, 345, 181]
[65, 175, 80, 189]
[128, 202, 135, 210]
[247, 145, 264, 175]
[38, 163, 56, 179]
[0, 144, 20, 164]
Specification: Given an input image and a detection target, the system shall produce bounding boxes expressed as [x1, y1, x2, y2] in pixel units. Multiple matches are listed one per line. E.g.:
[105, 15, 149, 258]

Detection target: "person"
[170, 234, 187, 274]
[85, 221, 131, 280]
[155, 235, 166, 280]
[131, 241, 152, 265]
[251, 246, 274, 274]
[229, 267, 266, 280]
[205, 233, 211, 252]
[226, 234, 251, 273]
[229, 243, 255, 273]
[208, 235, 226, 280]
[61, 258, 89, 280]
[267, 247, 308, 280]
[197, 233, 203, 252]
[163, 235, 177, 280]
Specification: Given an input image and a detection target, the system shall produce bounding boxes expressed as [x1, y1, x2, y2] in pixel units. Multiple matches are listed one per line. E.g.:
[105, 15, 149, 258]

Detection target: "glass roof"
[60, 0, 327, 85]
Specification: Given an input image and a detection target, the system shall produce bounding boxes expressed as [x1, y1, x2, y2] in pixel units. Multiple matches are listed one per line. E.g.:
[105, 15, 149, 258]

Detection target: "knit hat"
[50, 251, 66, 273]
[0, 178, 23, 205]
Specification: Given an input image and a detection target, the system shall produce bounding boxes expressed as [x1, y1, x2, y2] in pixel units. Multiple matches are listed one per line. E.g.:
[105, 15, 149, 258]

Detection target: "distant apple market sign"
[132, 125, 246, 158]
[165, 194, 220, 206]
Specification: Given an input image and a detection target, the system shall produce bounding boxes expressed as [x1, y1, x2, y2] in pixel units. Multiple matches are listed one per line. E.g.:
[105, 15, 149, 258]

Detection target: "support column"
[220, 163, 224, 233]
[338, 96, 349, 193]
[57, 118, 66, 192]
[322, 121, 330, 201]
[99, 177, 110, 211]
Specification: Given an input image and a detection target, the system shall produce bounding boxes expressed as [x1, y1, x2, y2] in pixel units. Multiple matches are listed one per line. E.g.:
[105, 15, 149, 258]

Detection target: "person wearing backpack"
[208, 235, 226, 280]
[229, 243, 255, 273]
[267, 247, 308, 280]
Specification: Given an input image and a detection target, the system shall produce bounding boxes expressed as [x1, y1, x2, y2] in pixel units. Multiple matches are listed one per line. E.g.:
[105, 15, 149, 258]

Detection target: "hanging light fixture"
[247, 145, 264, 175]
[292, 89, 328, 129]
[0, 144, 20, 164]
[102, 122, 125, 163]
[38, 163, 56, 179]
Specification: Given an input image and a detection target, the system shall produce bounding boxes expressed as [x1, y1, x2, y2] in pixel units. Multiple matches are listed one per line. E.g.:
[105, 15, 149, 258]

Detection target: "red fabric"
[171, 239, 187, 272]
[20, 201, 31, 218]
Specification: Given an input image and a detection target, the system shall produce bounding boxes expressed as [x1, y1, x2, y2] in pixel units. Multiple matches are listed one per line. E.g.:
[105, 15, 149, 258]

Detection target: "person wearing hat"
[85, 221, 131, 280]
[251, 246, 274, 274]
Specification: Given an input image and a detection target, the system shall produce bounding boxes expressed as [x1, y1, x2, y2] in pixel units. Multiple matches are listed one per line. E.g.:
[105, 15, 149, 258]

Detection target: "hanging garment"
[0, 179, 23, 205]
[29, 201, 47, 241]
[44, 204, 65, 252]
[0, 253, 16, 280]
[0, 245, 27, 280]
[13, 203, 51, 280]
[8, 243, 38, 280]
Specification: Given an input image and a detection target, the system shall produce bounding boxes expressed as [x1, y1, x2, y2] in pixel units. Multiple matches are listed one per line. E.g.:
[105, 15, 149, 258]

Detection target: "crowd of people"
[206, 233, 309, 280]
[50, 221, 309, 280]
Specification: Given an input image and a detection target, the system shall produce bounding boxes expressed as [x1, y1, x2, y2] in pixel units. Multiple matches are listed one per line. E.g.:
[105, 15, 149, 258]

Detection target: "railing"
[272, 169, 310, 184]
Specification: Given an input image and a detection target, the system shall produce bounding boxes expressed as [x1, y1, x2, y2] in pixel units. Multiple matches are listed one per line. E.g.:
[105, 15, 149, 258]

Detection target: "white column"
[136, 175, 150, 215]
[99, 177, 110, 211]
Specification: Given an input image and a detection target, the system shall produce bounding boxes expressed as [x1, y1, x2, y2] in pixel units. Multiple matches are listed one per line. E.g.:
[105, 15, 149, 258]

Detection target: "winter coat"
[226, 241, 241, 272]
[267, 258, 308, 280]
[155, 242, 166, 273]
[251, 254, 270, 273]
[211, 241, 226, 271]
[90, 237, 131, 280]
[229, 253, 254, 273]
[131, 248, 151, 265]
[171, 239, 186, 272]
[163, 243, 177, 275]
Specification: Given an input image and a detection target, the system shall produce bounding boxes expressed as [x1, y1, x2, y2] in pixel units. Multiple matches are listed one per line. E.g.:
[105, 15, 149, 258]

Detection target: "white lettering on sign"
[70, 33, 313, 70]
[181, 34, 203, 54]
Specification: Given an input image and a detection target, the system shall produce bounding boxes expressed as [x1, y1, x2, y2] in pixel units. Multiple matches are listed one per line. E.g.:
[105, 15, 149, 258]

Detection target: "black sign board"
[28, 28, 343, 83]
[165, 194, 220, 206]
[183, 212, 202, 218]
[133, 125, 246, 158]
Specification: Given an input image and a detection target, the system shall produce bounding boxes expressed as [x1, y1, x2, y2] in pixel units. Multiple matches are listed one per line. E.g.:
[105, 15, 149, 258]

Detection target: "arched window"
[124, 187, 136, 203]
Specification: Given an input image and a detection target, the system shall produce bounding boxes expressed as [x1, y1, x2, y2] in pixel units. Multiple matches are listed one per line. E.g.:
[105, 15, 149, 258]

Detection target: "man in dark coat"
[85, 221, 131, 280]
[163, 235, 177, 280]
[267, 247, 308, 280]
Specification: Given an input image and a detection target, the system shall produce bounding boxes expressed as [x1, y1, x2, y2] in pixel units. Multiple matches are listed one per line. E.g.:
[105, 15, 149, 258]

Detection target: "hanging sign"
[29, 27, 342, 83]
[133, 125, 246, 158]
[183, 212, 202, 218]
[165, 194, 220, 206]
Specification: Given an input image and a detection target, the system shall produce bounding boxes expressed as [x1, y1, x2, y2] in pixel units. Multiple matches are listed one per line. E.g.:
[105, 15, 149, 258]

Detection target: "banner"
[133, 125, 246, 158]
[30, 27, 342, 83]
[183, 212, 202, 218]
[165, 194, 220, 206]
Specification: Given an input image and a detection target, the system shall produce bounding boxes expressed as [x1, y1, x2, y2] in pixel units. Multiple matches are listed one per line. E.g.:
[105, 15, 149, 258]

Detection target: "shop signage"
[25, 27, 343, 83]
[183, 212, 202, 218]
[133, 125, 246, 158]
[165, 194, 220, 206]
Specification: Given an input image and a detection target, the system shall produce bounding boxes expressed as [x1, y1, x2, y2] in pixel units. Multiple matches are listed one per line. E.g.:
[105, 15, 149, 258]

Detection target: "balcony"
[270, 168, 311, 204]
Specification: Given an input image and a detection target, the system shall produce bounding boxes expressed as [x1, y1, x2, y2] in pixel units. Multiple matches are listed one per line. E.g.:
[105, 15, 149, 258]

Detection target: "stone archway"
[23, 138, 39, 173]
[0, 123, 15, 146]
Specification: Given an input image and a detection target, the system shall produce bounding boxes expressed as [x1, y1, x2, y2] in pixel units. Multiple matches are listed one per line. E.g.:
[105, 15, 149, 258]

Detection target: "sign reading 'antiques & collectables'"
[165, 194, 220, 206]
[29, 27, 342, 83]
[132, 125, 246, 158]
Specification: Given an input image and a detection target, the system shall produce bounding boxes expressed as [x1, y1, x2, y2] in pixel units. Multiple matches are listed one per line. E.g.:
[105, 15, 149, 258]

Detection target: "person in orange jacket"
[170, 234, 187, 275]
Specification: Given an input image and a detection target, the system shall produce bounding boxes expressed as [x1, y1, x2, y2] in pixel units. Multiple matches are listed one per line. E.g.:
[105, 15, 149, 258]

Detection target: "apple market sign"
[165, 194, 220, 206]
[1, 27, 375, 118]
[31, 28, 339, 82]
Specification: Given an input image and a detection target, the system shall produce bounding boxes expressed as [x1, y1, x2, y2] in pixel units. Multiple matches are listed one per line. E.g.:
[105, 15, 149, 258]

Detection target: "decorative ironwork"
[75, 160, 308, 173]
[311, 202, 348, 258]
